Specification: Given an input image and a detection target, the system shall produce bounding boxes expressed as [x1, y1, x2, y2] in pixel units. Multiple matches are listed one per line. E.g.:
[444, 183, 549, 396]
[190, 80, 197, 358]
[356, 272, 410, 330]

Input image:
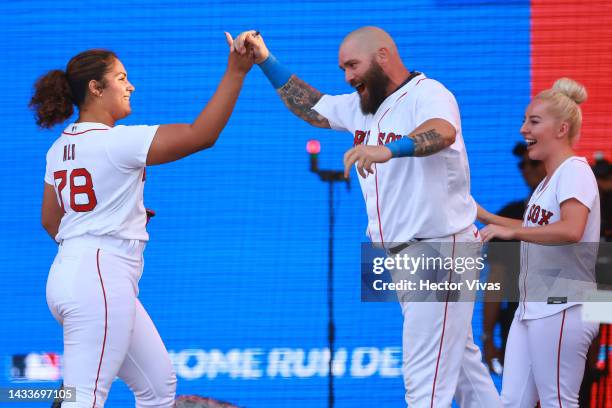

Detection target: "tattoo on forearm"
[278, 76, 330, 128]
[410, 129, 447, 156]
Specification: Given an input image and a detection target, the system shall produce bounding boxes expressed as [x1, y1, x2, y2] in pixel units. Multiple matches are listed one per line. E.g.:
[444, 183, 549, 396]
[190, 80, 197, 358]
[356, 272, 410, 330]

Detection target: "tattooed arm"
[231, 30, 331, 129]
[343, 118, 456, 178]
[408, 118, 456, 157]
[277, 76, 330, 128]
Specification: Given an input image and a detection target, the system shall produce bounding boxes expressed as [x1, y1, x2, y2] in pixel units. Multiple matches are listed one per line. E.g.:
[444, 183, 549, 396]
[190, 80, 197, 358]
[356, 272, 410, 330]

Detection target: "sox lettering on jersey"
[526, 204, 554, 225]
[353, 130, 405, 146]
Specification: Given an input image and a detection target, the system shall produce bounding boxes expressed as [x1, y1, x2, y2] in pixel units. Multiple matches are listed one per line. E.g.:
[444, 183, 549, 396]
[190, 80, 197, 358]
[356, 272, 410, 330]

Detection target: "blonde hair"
[534, 77, 587, 142]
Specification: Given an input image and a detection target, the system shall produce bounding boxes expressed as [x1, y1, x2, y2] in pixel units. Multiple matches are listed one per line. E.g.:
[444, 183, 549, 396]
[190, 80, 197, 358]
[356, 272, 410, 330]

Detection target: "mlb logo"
[11, 352, 62, 381]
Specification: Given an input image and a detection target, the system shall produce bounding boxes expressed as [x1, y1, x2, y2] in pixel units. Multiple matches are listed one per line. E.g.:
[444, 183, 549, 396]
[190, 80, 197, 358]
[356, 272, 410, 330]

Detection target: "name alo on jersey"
[63, 144, 75, 161]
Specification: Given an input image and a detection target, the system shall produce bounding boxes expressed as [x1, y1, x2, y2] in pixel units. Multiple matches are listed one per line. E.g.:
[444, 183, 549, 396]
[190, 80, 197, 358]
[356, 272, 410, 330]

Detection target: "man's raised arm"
[233, 30, 330, 129]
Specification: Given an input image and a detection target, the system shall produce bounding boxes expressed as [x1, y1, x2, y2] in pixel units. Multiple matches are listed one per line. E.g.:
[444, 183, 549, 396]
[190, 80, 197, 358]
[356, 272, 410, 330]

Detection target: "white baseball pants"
[46, 235, 176, 407]
[501, 305, 598, 408]
[393, 225, 501, 407]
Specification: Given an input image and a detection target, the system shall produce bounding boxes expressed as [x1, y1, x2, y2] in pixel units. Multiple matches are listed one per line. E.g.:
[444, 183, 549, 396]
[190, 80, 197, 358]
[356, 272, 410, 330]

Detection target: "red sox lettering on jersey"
[353, 130, 404, 146]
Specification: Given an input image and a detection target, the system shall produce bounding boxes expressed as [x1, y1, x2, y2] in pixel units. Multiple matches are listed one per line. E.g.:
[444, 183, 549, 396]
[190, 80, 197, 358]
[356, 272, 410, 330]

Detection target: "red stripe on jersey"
[373, 164, 385, 247]
[371, 91, 410, 246]
[372, 107, 393, 247]
[378, 108, 392, 133]
[62, 128, 108, 136]
[364, 193, 374, 241]
[92, 249, 108, 408]
[521, 243, 528, 319]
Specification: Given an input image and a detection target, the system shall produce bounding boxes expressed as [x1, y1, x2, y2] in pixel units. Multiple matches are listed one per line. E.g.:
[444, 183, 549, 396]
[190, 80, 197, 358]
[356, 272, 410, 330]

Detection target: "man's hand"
[480, 224, 517, 242]
[343, 145, 392, 178]
[224, 32, 254, 75]
[232, 30, 270, 64]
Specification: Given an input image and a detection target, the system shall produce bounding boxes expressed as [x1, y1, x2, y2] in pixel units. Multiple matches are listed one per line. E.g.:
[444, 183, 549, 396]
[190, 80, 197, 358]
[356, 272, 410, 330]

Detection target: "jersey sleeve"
[414, 80, 460, 131]
[44, 144, 57, 185]
[313, 93, 359, 131]
[44, 154, 53, 184]
[105, 125, 159, 172]
[556, 160, 598, 211]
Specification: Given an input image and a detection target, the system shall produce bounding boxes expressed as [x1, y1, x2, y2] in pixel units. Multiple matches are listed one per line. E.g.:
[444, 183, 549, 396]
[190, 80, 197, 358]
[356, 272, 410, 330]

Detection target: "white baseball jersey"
[44, 122, 158, 242]
[518, 156, 600, 320]
[313, 73, 476, 245]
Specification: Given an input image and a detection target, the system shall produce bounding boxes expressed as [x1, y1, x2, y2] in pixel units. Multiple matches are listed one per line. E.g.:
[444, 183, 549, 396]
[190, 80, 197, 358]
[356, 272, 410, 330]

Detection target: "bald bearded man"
[232, 27, 500, 407]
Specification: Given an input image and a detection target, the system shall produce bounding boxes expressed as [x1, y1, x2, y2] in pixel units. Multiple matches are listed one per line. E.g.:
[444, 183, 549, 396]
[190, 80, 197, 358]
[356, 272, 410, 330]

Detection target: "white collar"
[62, 122, 111, 136]
[373, 72, 426, 117]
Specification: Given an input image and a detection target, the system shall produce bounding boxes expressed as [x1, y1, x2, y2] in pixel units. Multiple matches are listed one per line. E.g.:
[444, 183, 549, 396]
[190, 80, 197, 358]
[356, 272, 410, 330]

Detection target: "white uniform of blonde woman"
[478, 78, 600, 408]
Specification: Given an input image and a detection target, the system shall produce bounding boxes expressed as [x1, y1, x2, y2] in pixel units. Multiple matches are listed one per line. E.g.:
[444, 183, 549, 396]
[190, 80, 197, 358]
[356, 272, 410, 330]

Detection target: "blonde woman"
[478, 78, 600, 407]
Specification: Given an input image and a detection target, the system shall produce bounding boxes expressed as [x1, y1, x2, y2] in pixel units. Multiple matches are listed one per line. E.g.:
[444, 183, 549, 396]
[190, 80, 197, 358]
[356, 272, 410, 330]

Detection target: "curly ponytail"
[29, 69, 74, 129]
[29, 49, 117, 129]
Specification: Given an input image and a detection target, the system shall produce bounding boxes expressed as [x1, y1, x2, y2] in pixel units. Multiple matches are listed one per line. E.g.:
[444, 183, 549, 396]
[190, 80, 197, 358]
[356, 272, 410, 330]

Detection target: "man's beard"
[358, 61, 391, 115]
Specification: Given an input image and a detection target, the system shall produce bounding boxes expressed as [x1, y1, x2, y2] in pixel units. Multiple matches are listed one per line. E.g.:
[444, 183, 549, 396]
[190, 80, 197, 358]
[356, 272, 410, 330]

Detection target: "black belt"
[388, 239, 425, 255]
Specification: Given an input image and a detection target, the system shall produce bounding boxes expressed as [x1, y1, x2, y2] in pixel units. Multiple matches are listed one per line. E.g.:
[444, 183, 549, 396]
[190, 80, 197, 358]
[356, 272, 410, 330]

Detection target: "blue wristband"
[258, 53, 292, 89]
[386, 137, 415, 157]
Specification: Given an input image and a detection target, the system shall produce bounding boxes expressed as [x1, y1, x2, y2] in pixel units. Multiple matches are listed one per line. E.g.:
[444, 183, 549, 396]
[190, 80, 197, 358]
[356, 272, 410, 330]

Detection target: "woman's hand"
[480, 224, 517, 242]
[224, 32, 254, 76]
